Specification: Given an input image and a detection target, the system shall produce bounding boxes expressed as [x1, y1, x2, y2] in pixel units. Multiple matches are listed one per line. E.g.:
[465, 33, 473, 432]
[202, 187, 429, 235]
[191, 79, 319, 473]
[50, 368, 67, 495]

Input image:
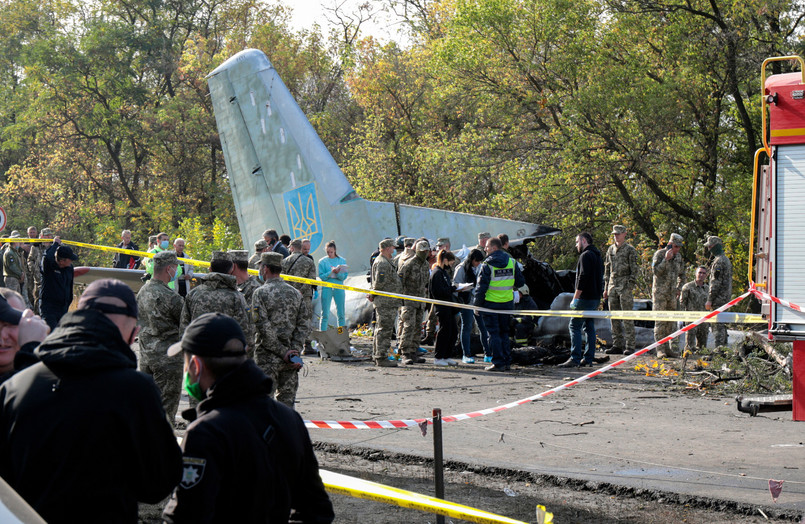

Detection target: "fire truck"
[751, 55, 805, 419]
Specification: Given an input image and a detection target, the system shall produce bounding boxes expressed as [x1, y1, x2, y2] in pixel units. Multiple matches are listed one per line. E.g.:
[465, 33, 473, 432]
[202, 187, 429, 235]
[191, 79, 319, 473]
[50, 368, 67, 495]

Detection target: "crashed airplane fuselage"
[205, 49, 559, 326]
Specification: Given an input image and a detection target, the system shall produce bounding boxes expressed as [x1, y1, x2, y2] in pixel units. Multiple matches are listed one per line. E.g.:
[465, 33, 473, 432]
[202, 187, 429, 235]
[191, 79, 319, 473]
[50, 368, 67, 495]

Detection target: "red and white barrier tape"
[750, 283, 803, 312]
[303, 292, 752, 430]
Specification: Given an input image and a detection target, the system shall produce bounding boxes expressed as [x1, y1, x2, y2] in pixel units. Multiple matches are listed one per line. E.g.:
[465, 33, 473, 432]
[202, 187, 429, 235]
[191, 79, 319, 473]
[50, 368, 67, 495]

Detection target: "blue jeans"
[458, 308, 475, 357]
[481, 301, 514, 368]
[569, 298, 600, 364]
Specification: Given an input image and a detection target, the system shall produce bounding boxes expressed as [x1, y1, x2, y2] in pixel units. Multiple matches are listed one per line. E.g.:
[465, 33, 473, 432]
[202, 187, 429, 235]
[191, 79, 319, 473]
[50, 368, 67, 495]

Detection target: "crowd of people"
[368, 226, 733, 371]
[0, 222, 733, 520]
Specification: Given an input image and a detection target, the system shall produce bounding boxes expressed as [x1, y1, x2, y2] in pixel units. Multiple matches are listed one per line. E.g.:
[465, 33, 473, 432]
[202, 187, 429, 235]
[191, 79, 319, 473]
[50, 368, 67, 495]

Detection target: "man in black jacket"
[39, 237, 77, 330]
[0, 279, 182, 523]
[163, 313, 334, 523]
[559, 232, 604, 368]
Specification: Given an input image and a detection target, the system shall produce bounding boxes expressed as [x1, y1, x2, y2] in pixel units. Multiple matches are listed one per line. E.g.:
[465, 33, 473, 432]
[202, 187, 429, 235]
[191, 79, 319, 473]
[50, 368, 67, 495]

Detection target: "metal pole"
[433, 408, 445, 524]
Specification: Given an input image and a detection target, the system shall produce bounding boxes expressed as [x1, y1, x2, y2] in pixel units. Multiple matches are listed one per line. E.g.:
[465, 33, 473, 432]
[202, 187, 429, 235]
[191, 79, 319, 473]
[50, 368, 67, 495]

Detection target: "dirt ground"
[138, 334, 805, 523]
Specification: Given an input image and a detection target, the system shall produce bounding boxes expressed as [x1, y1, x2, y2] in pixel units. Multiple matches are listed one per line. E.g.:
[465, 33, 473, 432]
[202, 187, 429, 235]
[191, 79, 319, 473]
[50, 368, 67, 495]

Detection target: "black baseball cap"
[167, 313, 247, 358]
[77, 279, 138, 318]
[0, 295, 22, 325]
[56, 245, 78, 261]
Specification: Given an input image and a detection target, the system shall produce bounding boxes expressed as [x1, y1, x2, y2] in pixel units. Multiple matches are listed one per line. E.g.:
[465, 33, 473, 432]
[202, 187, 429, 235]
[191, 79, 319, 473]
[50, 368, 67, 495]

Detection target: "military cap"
[395, 235, 406, 249]
[704, 235, 722, 248]
[260, 251, 283, 267]
[228, 249, 249, 263]
[254, 239, 268, 250]
[669, 233, 684, 246]
[8, 231, 20, 239]
[153, 250, 179, 266]
[415, 240, 430, 252]
[167, 313, 247, 358]
[478, 232, 491, 241]
[210, 250, 231, 263]
[404, 237, 416, 248]
[379, 238, 395, 250]
[436, 237, 450, 247]
[611, 225, 627, 235]
[289, 239, 303, 249]
[40, 228, 54, 236]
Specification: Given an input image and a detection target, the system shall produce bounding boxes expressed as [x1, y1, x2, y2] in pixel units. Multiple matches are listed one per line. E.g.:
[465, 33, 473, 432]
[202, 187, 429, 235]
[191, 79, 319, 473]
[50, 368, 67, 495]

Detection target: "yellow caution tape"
[320, 469, 547, 524]
[10, 238, 762, 323]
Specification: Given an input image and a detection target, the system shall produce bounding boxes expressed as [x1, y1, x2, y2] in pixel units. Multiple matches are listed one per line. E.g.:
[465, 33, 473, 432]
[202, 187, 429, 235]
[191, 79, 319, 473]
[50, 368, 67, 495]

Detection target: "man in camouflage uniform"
[3, 232, 24, 293]
[370, 239, 402, 367]
[180, 251, 251, 345]
[704, 235, 733, 347]
[24, 226, 39, 308]
[282, 239, 318, 354]
[136, 250, 184, 422]
[229, 250, 261, 306]
[603, 225, 640, 355]
[251, 252, 307, 407]
[249, 239, 269, 269]
[397, 240, 430, 365]
[393, 237, 416, 269]
[652, 233, 686, 358]
[680, 266, 709, 352]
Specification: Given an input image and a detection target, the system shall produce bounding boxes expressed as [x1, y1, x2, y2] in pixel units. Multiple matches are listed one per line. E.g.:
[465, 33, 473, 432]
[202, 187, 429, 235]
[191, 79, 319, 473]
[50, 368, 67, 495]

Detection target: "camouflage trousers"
[398, 304, 424, 358]
[32, 281, 42, 315]
[4, 277, 20, 294]
[373, 305, 397, 361]
[608, 287, 634, 352]
[710, 296, 729, 347]
[653, 293, 679, 354]
[425, 304, 437, 337]
[255, 350, 299, 408]
[685, 323, 709, 352]
[140, 349, 183, 424]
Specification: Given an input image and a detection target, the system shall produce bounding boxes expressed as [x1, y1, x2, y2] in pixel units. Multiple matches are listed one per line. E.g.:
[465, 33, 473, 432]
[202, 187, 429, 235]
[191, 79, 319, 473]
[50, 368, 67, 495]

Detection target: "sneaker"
[483, 356, 493, 363]
[557, 358, 581, 368]
[462, 356, 475, 364]
[484, 364, 506, 372]
[434, 358, 450, 366]
[445, 358, 458, 366]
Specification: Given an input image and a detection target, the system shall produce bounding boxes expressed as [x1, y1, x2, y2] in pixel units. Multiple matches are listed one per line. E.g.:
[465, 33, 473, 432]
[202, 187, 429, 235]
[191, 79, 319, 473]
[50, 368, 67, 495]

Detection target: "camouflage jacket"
[680, 281, 708, 312]
[708, 253, 733, 304]
[651, 247, 685, 297]
[137, 279, 184, 354]
[398, 255, 428, 309]
[238, 276, 262, 309]
[181, 272, 251, 342]
[3, 247, 23, 280]
[251, 277, 306, 358]
[604, 242, 639, 292]
[372, 254, 402, 309]
[27, 244, 43, 284]
[248, 252, 262, 270]
[281, 252, 317, 300]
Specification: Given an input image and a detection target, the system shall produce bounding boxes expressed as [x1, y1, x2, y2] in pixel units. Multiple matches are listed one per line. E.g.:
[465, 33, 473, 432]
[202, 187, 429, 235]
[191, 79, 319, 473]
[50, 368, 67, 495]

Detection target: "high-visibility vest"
[484, 257, 515, 303]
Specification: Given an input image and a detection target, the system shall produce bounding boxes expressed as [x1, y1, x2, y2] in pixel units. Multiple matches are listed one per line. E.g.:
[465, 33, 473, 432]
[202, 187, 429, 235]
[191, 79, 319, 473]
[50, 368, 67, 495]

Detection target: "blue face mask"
[160, 240, 169, 249]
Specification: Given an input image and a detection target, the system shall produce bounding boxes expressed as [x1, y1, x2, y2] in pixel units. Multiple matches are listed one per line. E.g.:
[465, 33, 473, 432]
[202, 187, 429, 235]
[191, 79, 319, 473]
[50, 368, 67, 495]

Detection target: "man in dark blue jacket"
[559, 232, 604, 367]
[39, 237, 77, 330]
[473, 237, 525, 372]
